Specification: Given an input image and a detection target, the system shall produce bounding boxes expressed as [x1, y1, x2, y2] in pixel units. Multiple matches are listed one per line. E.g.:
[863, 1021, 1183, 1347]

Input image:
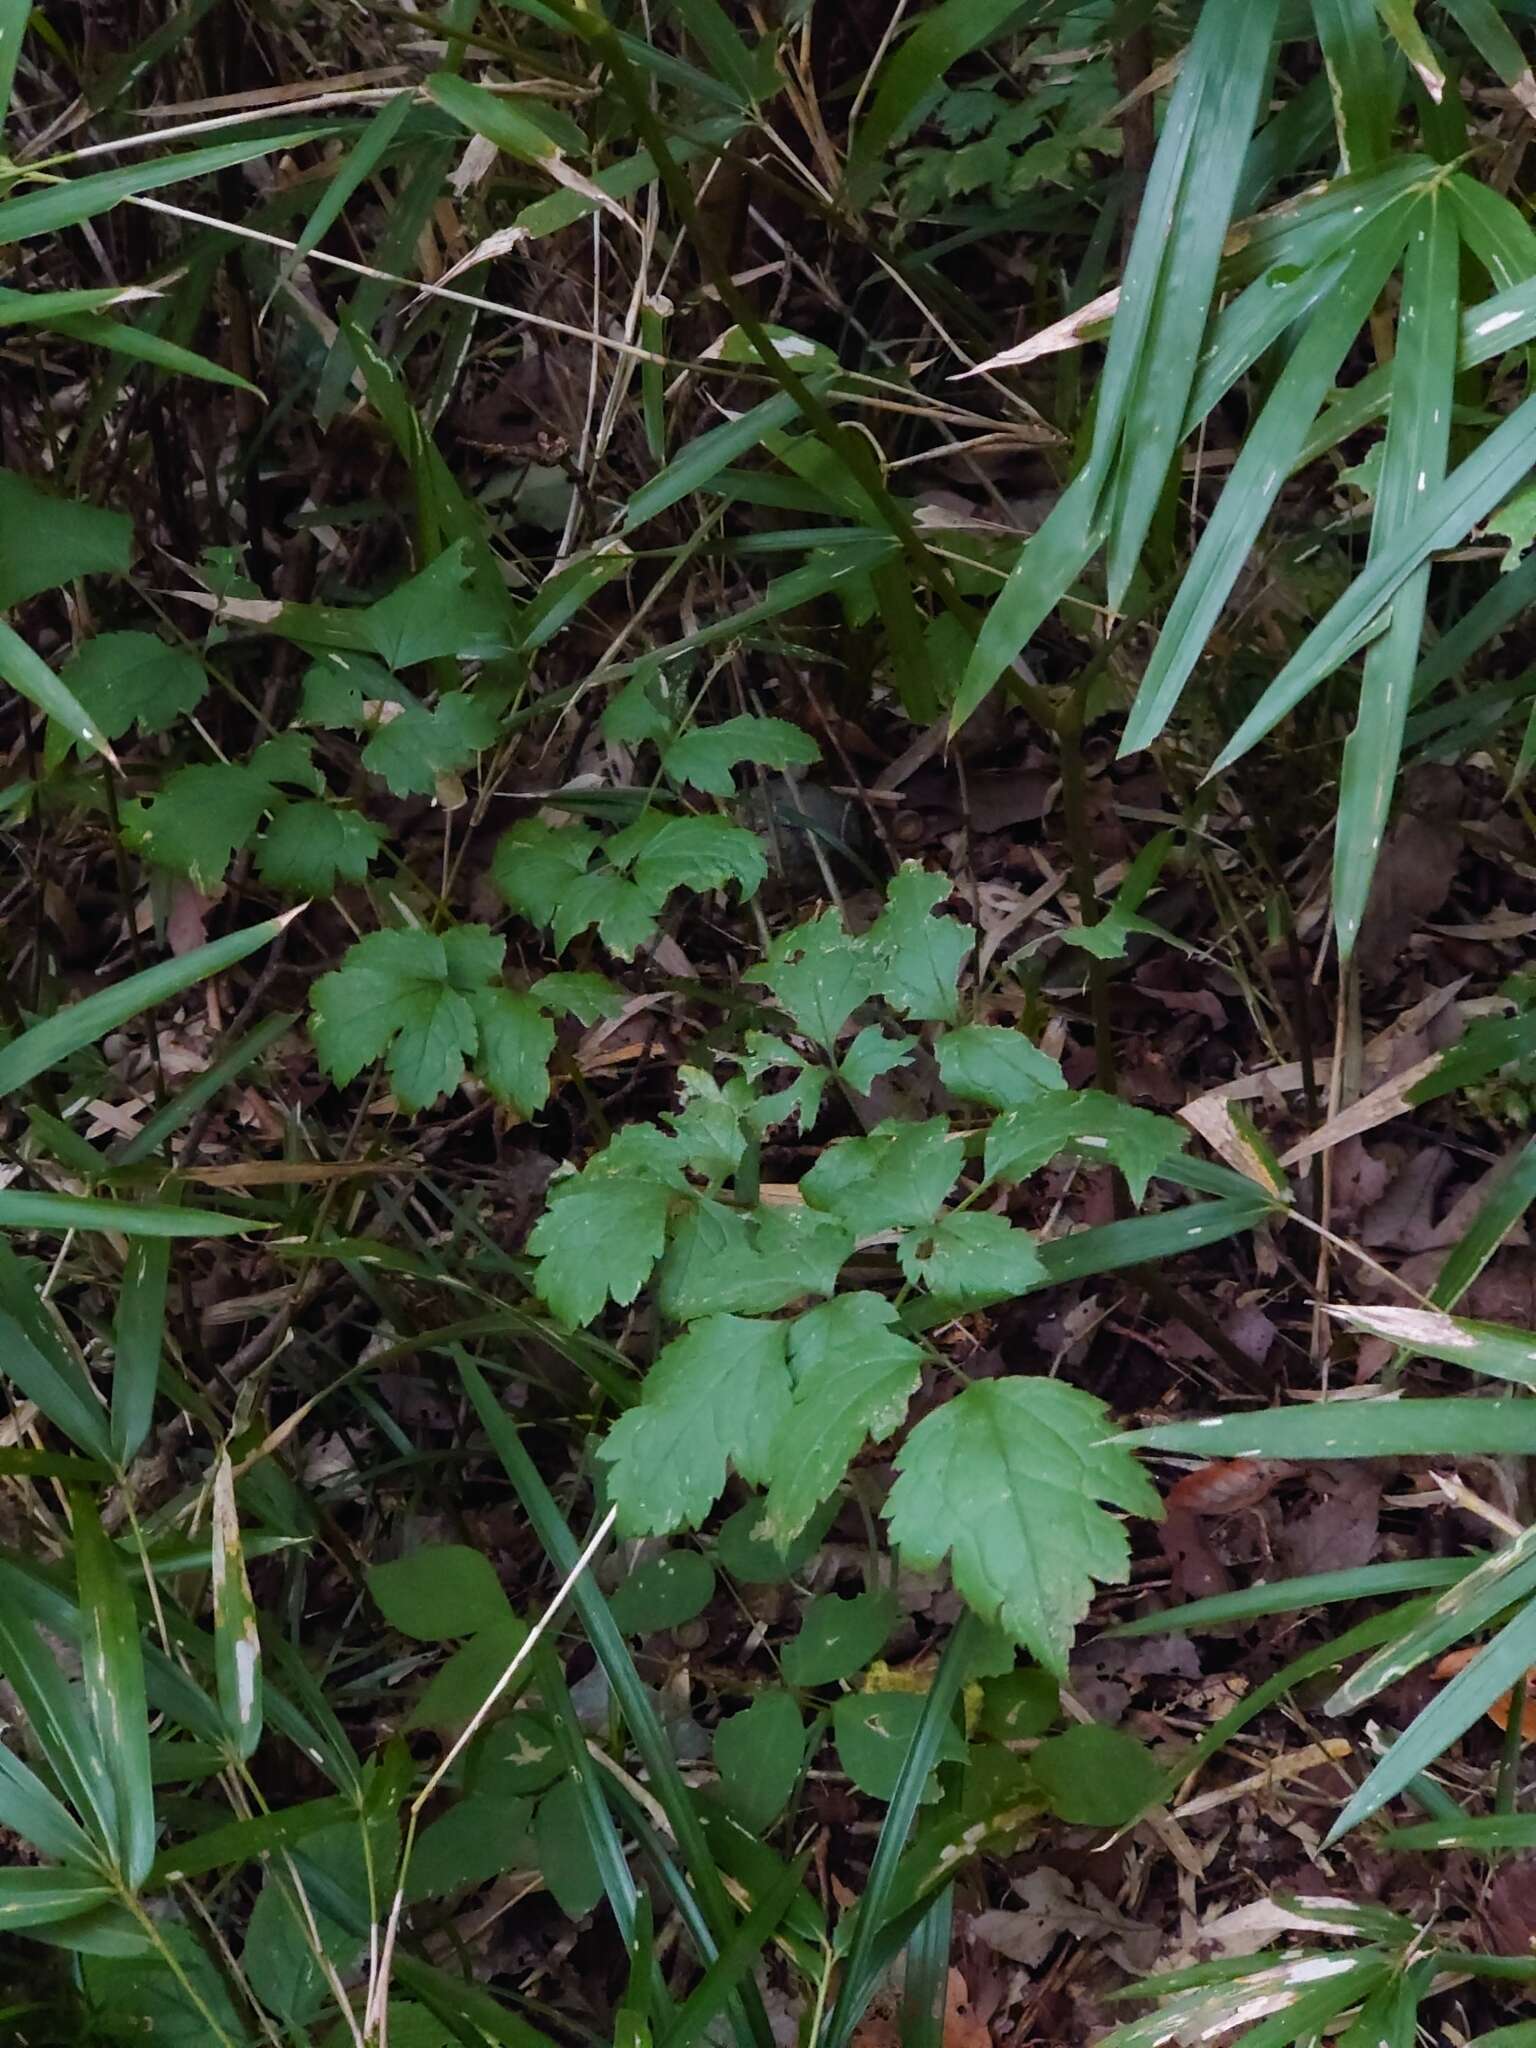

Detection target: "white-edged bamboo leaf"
[1375, 0, 1446, 101]
[0, 127, 336, 242]
[0, 1306, 112, 1462]
[72, 1494, 154, 1888]
[211, 1454, 263, 1762]
[1326, 1594, 1536, 1840]
[1103, 0, 1283, 604]
[1211, 382, 1536, 772]
[624, 386, 817, 532]
[1334, 189, 1459, 958]
[0, 1867, 115, 1930]
[1324, 1520, 1536, 1717]
[0, 1191, 260, 1236]
[0, 1574, 118, 1855]
[0, 909, 293, 1097]
[1125, 1399, 1536, 1460]
[1328, 1301, 1536, 1386]
[1447, 172, 1536, 291]
[1122, 204, 1415, 756]
[1313, 0, 1393, 169]
[0, 620, 114, 760]
[110, 1237, 168, 1468]
[0, 1741, 102, 1869]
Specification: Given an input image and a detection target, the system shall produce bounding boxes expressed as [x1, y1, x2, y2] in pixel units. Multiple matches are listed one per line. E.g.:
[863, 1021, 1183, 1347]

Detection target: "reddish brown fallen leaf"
[1434, 1646, 1536, 1740]
[1166, 1459, 1275, 1515]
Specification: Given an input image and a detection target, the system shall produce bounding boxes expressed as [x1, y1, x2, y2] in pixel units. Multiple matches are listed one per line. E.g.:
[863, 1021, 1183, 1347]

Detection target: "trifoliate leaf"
[884, 1378, 1161, 1674]
[361, 542, 511, 667]
[800, 1117, 961, 1237]
[363, 689, 500, 797]
[597, 1315, 791, 1533]
[469, 989, 556, 1116]
[656, 1201, 852, 1320]
[759, 1292, 922, 1544]
[121, 761, 272, 889]
[662, 713, 819, 796]
[527, 1137, 682, 1326]
[840, 1025, 915, 1095]
[493, 818, 600, 928]
[937, 1025, 1065, 1111]
[255, 803, 383, 895]
[896, 1211, 1046, 1306]
[867, 864, 970, 1022]
[552, 867, 665, 958]
[750, 912, 877, 1047]
[310, 926, 510, 1113]
[608, 811, 768, 901]
[56, 631, 206, 741]
[1030, 1724, 1161, 1825]
[714, 1690, 805, 1831]
[531, 971, 624, 1023]
[983, 1091, 1185, 1204]
[607, 1550, 715, 1633]
[782, 1590, 896, 1686]
[833, 1691, 966, 1802]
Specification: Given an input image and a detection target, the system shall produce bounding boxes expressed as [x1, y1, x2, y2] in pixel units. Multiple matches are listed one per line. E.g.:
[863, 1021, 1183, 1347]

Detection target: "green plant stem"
[1498, 1678, 1526, 1814]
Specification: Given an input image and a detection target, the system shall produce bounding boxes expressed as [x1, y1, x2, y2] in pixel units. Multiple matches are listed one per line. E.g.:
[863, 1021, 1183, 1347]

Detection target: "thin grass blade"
[1313, 0, 1394, 168]
[1127, 1399, 1536, 1460]
[110, 1237, 169, 1468]
[72, 1493, 154, 1887]
[1334, 189, 1459, 958]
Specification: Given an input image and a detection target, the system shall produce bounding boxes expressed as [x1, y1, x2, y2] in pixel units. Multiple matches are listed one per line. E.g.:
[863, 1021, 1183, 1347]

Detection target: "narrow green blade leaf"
[0, 1191, 259, 1237]
[1328, 1301, 1536, 1387]
[0, 1306, 112, 1462]
[1385, 1814, 1536, 1852]
[1106, 1557, 1473, 1637]
[0, 910, 293, 1098]
[1334, 190, 1459, 958]
[0, 1740, 102, 1870]
[1121, 206, 1414, 755]
[0, 1573, 118, 1856]
[624, 387, 811, 531]
[1126, 1399, 1536, 1460]
[111, 1237, 168, 1467]
[147, 1795, 353, 1888]
[1313, 0, 1394, 168]
[72, 1495, 154, 1887]
[1212, 381, 1536, 772]
[0, 127, 336, 242]
[1327, 1593, 1536, 1840]
[270, 89, 414, 301]
[0, 0, 27, 127]
[0, 620, 114, 759]
[211, 1454, 263, 1762]
[0, 1867, 115, 1930]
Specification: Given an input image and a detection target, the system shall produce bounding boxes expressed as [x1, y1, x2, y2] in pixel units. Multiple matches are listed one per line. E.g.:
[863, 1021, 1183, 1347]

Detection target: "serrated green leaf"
[657, 1200, 852, 1320]
[867, 865, 970, 1023]
[551, 867, 666, 958]
[254, 803, 383, 895]
[937, 1026, 1065, 1111]
[983, 1091, 1186, 1205]
[469, 989, 556, 1117]
[838, 1025, 914, 1095]
[121, 762, 272, 890]
[493, 819, 601, 929]
[897, 1211, 1045, 1307]
[609, 811, 768, 901]
[885, 1378, 1161, 1673]
[598, 1315, 791, 1533]
[748, 912, 878, 1048]
[529, 1152, 676, 1328]
[662, 714, 819, 796]
[363, 690, 500, 797]
[54, 632, 206, 743]
[759, 1292, 923, 1544]
[360, 541, 513, 667]
[532, 971, 625, 1023]
[801, 1117, 962, 1237]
